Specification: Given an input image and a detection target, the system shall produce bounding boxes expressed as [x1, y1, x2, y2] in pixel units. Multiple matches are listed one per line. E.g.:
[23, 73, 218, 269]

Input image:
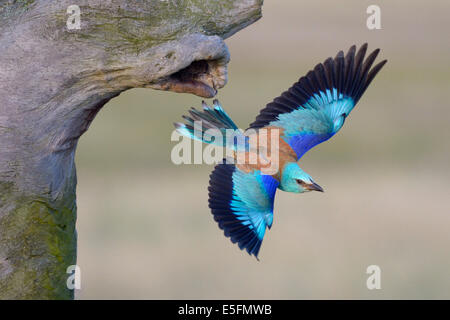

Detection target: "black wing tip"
[347, 45, 357, 57]
[377, 59, 388, 67]
[359, 42, 368, 51]
[315, 43, 386, 99]
[249, 43, 386, 129]
[372, 59, 388, 73]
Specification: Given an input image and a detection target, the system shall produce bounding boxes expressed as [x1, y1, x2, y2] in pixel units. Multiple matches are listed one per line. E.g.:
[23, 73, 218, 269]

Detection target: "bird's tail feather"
[174, 100, 247, 150]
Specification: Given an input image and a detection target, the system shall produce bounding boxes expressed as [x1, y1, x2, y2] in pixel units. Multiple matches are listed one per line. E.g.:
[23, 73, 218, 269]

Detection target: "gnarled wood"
[0, 0, 263, 299]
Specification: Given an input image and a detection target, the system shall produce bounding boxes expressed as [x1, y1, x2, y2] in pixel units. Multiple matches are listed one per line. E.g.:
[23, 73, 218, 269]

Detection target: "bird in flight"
[174, 44, 387, 259]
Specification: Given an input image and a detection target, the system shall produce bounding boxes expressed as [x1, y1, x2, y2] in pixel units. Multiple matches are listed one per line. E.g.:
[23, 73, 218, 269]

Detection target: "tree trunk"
[0, 0, 263, 299]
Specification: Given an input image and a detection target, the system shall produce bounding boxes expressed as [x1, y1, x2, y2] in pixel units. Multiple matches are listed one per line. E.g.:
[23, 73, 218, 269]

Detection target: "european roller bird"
[174, 44, 387, 259]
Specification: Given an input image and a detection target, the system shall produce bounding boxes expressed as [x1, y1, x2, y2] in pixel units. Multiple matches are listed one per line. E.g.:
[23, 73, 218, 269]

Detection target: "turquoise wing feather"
[208, 161, 279, 259]
[249, 44, 387, 159]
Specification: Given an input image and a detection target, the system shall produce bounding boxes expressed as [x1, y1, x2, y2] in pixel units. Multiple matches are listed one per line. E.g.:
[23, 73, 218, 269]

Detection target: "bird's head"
[279, 162, 324, 194]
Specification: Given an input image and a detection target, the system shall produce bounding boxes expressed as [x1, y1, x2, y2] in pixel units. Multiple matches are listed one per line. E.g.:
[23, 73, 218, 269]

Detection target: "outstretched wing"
[208, 161, 279, 259]
[249, 43, 387, 160]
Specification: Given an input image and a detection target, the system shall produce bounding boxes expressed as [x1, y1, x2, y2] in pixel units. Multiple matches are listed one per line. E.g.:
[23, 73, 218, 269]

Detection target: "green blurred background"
[75, 0, 450, 299]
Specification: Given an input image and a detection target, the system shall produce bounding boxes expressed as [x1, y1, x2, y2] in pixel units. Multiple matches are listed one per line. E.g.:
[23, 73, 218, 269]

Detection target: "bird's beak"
[307, 181, 324, 192]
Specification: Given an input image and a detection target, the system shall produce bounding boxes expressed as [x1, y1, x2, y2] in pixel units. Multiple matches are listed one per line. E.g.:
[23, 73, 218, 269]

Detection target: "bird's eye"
[296, 179, 309, 188]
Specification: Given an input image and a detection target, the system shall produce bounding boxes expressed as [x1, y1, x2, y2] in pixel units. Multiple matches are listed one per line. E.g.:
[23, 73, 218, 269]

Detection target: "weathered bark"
[0, 0, 262, 299]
